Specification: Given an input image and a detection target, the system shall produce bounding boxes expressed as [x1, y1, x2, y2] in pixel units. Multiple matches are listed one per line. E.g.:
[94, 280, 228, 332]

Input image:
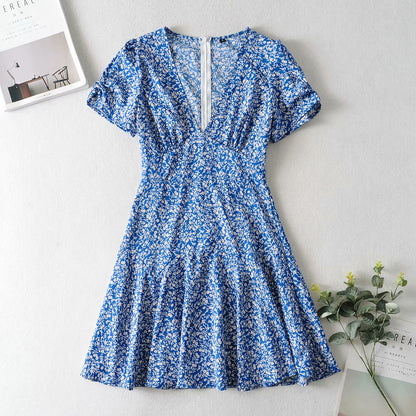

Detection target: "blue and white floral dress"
[80, 26, 340, 391]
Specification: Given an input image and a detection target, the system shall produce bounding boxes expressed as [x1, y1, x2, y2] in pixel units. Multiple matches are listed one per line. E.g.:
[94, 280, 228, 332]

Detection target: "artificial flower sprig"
[312, 261, 408, 416]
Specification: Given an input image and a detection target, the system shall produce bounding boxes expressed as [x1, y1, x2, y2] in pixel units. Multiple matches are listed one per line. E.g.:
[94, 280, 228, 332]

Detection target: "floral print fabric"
[80, 26, 340, 391]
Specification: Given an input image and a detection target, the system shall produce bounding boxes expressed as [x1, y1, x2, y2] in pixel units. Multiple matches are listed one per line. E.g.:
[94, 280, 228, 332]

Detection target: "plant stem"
[361, 343, 371, 368]
[371, 341, 377, 374]
[368, 371, 399, 416]
[338, 320, 399, 416]
[391, 284, 400, 300]
[338, 320, 372, 373]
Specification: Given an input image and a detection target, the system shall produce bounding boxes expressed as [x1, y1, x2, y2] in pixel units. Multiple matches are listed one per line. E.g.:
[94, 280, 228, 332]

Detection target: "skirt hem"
[80, 364, 341, 392]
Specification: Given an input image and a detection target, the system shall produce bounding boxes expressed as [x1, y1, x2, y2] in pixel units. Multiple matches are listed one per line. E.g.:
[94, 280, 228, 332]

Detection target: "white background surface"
[1, 1, 415, 415]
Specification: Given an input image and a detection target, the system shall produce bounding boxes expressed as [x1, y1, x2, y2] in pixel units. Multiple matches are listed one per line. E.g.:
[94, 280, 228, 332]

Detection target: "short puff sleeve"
[87, 39, 142, 137]
[270, 41, 321, 143]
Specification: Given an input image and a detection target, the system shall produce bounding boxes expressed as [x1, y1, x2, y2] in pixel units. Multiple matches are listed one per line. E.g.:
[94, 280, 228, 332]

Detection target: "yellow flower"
[346, 271, 355, 282]
[345, 271, 356, 287]
[396, 272, 408, 287]
[311, 284, 320, 292]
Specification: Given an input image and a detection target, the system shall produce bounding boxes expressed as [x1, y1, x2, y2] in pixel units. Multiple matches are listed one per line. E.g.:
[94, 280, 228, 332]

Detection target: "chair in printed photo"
[52, 65, 70, 88]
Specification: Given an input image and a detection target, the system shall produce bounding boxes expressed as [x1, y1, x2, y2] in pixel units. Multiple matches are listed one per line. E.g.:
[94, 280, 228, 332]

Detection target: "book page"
[335, 318, 416, 416]
[0, 0, 86, 110]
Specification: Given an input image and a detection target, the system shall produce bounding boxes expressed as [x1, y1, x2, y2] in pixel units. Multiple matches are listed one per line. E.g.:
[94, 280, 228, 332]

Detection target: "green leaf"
[396, 273, 408, 287]
[377, 327, 385, 339]
[354, 300, 362, 311]
[385, 302, 400, 314]
[362, 312, 375, 325]
[320, 290, 331, 298]
[372, 274, 384, 288]
[381, 331, 395, 341]
[379, 341, 388, 346]
[358, 290, 373, 300]
[331, 295, 348, 310]
[339, 302, 355, 317]
[377, 299, 387, 312]
[391, 290, 404, 300]
[373, 263, 384, 274]
[360, 329, 377, 345]
[346, 286, 360, 299]
[346, 320, 362, 339]
[376, 291, 389, 299]
[360, 321, 375, 332]
[317, 306, 330, 318]
[318, 292, 330, 304]
[327, 314, 339, 323]
[375, 314, 391, 326]
[336, 290, 346, 296]
[319, 291, 334, 305]
[317, 306, 339, 320]
[360, 331, 372, 345]
[357, 302, 377, 316]
[329, 332, 348, 344]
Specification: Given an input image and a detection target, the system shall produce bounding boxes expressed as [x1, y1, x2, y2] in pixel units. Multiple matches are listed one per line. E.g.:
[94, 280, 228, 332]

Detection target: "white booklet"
[335, 318, 416, 416]
[0, 0, 87, 111]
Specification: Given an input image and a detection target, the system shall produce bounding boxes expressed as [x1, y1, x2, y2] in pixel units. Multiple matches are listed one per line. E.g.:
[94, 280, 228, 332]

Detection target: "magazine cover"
[335, 318, 416, 416]
[0, 0, 87, 111]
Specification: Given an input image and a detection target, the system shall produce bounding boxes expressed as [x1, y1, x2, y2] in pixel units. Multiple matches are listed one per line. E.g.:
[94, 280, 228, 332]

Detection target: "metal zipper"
[200, 36, 212, 131]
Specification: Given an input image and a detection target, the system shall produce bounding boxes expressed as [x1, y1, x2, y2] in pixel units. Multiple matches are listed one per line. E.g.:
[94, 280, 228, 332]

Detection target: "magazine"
[335, 318, 416, 416]
[0, 0, 87, 111]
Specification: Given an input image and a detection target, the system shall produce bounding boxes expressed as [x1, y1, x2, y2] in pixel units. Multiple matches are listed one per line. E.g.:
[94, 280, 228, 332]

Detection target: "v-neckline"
[162, 26, 251, 139]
